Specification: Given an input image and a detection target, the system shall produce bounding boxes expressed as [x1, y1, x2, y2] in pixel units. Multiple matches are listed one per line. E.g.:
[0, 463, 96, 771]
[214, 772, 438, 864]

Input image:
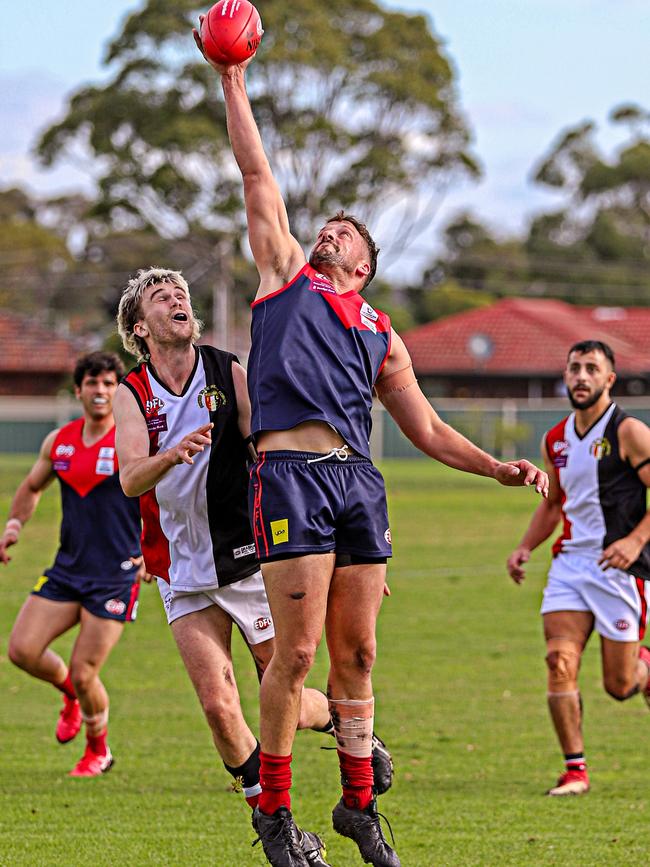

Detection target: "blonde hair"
[117, 267, 203, 360]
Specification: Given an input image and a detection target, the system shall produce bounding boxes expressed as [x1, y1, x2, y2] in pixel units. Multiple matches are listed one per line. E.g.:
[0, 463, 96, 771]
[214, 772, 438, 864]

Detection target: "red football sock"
[338, 750, 374, 811]
[87, 729, 108, 757]
[54, 673, 76, 701]
[258, 752, 292, 815]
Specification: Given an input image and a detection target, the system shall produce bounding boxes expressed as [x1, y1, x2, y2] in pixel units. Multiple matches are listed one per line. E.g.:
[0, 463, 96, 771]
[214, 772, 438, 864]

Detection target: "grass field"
[0, 456, 648, 866]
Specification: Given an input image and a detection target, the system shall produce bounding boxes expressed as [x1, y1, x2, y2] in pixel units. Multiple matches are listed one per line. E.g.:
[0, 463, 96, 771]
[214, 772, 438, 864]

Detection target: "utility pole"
[212, 238, 232, 350]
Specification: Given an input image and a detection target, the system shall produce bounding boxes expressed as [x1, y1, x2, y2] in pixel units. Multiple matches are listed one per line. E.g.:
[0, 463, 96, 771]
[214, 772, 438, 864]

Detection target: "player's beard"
[309, 244, 353, 275]
[568, 385, 605, 410]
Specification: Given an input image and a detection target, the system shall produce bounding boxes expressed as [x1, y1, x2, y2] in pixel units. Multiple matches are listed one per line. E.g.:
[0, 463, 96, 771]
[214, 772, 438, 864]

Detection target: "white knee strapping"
[328, 697, 374, 758]
[81, 707, 109, 732]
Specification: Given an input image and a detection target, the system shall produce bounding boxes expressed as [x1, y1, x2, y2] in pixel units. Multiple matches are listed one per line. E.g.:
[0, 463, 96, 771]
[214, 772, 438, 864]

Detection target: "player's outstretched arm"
[0, 430, 57, 565]
[195, 46, 304, 294]
[599, 417, 650, 570]
[507, 440, 562, 583]
[377, 331, 549, 496]
[114, 385, 213, 497]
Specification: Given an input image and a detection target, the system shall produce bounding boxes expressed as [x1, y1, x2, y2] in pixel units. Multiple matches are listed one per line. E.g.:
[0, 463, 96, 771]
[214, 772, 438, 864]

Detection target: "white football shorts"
[541, 551, 649, 642]
[157, 570, 275, 645]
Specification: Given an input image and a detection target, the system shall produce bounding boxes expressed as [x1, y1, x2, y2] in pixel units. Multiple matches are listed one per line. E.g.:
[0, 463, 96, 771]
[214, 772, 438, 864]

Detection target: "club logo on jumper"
[551, 439, 569, 468]
[198, 385, 226, 412]
[233, 543, 256, 559]
[360, 302, 379, 334]
[270, 518, 289, 545]
[120, 560, 134, 571]
[254, 616, 273, 631]
[615, 619, 630, 631]
[105, 598, 126, 616]
[384, 528, 392, 544]
[145, 396, 165, 415]
[590, 437, 612, 460]
[55, 444, 75, 457]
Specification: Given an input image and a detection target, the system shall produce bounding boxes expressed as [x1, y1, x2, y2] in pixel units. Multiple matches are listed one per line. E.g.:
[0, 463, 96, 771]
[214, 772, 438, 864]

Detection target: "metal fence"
[2, 394, 650, 460]
[372, 398, 650, 461]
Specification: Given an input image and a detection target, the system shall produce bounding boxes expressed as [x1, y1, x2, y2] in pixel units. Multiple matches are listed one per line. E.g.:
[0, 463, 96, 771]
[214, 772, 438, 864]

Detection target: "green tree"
[36, 0, 478, 273]
[418, 105, 650, 312]
[0, 188, 74, 316]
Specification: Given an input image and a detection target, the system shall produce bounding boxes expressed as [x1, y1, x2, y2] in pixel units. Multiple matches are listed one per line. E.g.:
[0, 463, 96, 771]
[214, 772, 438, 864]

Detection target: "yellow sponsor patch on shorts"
[270, 519, 289, 545]
[33, 575, 49, 592]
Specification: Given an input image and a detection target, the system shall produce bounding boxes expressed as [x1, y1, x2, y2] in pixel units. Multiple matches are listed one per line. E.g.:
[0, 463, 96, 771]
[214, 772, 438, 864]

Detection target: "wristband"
[4, 518, 22, 540]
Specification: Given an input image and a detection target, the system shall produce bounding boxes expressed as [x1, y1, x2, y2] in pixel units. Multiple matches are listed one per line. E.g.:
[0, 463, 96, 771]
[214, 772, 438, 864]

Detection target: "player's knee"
[7, 636, 33, 671]
[202, 694, 241, 734]
[285, 645, 317, 681]
[603, 672, 639, 702]
[545, 650, 579, 688]
[69, 661, 98, 695]
[338, 638, 376, 675]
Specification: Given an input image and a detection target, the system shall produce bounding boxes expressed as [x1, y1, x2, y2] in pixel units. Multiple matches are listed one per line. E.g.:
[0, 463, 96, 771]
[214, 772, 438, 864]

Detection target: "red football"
[200, 0, 263, 66]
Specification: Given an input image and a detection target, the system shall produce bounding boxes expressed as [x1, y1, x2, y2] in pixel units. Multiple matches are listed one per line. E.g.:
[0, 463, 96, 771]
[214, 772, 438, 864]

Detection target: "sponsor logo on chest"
[310, 272, 336, 295]
[145, 396, 168, 433]
[145, 396, 165, 415]
[551, 439, 569, 469]
[360, 301, 379, 333]
[96, 446, 115, 476]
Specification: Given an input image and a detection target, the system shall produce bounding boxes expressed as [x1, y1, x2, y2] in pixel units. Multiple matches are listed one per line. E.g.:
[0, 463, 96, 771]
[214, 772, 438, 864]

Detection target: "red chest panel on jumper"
[50, 417, 118, 497]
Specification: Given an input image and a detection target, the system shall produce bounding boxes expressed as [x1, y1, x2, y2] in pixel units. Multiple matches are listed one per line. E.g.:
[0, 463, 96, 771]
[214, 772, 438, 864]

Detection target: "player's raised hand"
[494, 460, 549, 497]
[192, 16, 254, 74]
[169, 423, 213, 466]
[507, 545, 530, 584]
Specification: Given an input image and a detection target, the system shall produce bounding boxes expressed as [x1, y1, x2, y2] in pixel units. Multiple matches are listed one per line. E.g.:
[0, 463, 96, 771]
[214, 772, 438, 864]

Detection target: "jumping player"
[194, 31, 549, 867]
[114, 267, 339, 866]
[507, 340, 650, 796]
[1, 352, 143, 777]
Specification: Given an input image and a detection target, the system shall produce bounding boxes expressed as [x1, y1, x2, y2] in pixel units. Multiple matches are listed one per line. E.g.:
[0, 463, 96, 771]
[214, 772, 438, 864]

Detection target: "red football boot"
[55, 695, 82, 744]
[68, 744, 114, 777]
[546, 768, 590, 796]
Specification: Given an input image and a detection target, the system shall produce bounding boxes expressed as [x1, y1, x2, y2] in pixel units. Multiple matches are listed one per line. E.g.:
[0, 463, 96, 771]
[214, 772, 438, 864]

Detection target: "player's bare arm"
[0, 429, 58, 564]
[506, 438, 563, 583]
[200, 51, 304, 295]
[599, 417, 650, 570]
[378, 331, 549, 495]
[231, 360, 258, 462]
[114, 385, 213, 497]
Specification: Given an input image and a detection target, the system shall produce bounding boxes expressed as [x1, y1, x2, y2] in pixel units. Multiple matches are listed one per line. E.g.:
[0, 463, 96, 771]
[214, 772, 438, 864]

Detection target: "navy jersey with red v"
[546, 404, 650, 580]
[122, 346, 258, 590]
[248, 264, 391, 459]
[46, 417, 141, 583]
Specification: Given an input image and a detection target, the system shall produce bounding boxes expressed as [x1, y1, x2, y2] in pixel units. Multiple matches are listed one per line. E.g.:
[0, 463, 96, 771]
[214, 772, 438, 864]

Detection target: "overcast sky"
[1, 0, 647, 265]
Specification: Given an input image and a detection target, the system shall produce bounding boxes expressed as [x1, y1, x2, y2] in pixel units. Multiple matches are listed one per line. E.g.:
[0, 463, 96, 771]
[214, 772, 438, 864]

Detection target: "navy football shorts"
[31, 570, 140, 622]
[249, 451, 393, 563]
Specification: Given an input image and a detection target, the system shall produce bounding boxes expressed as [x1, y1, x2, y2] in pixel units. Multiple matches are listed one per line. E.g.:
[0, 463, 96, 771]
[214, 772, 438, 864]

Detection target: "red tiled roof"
[402, 298, 650, 375]
[0, 311, 78, 373]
